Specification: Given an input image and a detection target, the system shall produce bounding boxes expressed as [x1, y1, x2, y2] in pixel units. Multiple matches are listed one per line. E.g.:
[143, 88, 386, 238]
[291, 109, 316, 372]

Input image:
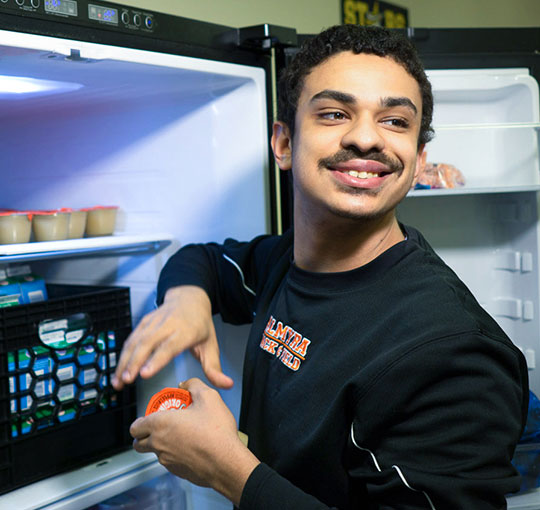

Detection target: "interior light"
[0, 76, 82, 98]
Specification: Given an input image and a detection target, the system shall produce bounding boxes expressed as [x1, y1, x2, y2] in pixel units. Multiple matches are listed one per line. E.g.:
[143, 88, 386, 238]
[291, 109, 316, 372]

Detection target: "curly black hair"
[277, 24, 434, 147]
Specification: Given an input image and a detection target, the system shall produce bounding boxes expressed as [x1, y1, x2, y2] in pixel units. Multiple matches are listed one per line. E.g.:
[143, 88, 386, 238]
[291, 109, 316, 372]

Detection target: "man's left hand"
[130, 378, 260, 506]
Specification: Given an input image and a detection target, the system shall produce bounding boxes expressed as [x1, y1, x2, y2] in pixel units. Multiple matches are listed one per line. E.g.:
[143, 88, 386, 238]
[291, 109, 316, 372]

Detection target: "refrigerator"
[0, 1, 295, 509]
[0, 0, 538, 507]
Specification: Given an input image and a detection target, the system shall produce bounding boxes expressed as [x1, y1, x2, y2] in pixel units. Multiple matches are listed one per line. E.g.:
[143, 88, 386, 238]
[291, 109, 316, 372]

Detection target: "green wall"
[112, 0, 539, 32]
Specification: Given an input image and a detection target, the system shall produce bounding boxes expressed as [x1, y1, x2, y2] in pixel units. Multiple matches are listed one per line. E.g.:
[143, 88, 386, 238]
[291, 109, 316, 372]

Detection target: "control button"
[133, 13, 141, 26]
[145, 16, 153, 29]
[15, 0, 25, 5]
[121, 11, 129, 24]
[31, 0, 40, 7]
[0, 0, 9, 3]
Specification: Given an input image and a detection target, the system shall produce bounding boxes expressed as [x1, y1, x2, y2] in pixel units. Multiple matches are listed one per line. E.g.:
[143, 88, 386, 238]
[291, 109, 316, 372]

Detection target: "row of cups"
[0, 206, 119, 245]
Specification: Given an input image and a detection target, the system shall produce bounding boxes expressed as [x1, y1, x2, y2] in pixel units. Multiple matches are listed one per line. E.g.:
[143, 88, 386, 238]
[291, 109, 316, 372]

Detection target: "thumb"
[191, 340, 234, 389]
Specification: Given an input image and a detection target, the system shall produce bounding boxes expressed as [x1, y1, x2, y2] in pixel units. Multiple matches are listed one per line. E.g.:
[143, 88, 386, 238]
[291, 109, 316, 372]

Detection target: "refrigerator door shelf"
[427, 68, 539, 125]
[0, 233, 174, 263]
[407, 184, 540, 198]
[1, 450, 167, 510]
[420, 124, 540, 192]
[424, 68, 540, 193]
[434, 122, 540, 131]
[508, 487, 540, 509]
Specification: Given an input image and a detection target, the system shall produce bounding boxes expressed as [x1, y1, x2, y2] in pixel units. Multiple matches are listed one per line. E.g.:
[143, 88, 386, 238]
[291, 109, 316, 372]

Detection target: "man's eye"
[320, 111, 347, 121]
[382, 118, 409, 128]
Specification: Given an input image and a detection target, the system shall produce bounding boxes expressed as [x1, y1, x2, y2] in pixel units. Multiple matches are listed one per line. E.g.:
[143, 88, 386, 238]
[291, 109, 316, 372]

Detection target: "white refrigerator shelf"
[507, 488, 540, 510]
[0, 450, 167, 510]
[407, 184, 540, 198]
[0, 234, 174, 263]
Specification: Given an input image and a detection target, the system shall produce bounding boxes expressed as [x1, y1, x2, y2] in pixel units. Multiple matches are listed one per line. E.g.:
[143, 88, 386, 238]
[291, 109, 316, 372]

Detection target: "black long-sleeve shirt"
[157, 226, 528, 509]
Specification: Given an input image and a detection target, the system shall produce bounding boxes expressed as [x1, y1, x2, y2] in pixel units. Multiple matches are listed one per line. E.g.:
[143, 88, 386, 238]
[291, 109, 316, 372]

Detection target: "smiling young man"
[114, 25, 528, 509]
[273, 50, 425, 272]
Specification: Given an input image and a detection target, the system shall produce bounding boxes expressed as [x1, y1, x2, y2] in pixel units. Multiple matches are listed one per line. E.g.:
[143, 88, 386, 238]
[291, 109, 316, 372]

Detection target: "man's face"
[273, 51, 425, 225]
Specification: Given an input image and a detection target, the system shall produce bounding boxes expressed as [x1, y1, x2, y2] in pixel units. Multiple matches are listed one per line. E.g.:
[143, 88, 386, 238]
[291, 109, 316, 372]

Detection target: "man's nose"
[340, 116, 385, 153]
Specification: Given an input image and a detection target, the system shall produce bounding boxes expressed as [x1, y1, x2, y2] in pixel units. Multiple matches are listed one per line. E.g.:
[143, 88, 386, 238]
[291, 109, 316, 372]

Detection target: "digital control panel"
[88, 3, 117, 25]
[0, 0, 156, 34]
[45, 0, 77, 16]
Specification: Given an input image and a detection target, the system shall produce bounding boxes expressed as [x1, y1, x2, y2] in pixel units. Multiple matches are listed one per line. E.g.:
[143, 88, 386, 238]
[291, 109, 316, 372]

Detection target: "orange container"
[145, 388, 192, 416]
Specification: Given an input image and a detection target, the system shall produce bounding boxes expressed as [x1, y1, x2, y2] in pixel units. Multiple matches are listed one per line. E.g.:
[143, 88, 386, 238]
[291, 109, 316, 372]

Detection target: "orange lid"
[0, 210, 33, 220]
[32, 209, 69, 216]
[81, 205, 119, 211]
[145, 388, 192, 416]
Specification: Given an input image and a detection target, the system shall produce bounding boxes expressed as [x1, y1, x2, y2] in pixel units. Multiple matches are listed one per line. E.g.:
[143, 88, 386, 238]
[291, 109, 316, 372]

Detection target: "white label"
[40, 319, 68, 333]
[66, 329, 84, 344]
[57, 365, 74, 381]
[82, 368, 97, 384]
[58, 384, 75, 401]
[27, 290, 45, 303]
[41, 330, 65, 344]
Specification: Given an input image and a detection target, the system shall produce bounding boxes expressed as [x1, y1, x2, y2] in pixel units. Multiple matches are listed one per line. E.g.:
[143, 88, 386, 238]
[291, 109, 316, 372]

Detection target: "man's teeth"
[346, 170, 379, 178]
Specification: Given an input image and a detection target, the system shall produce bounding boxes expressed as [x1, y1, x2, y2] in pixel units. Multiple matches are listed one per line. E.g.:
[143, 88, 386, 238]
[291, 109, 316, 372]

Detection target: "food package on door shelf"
[414, 162, 465, 190]
[0, 264, 47, 307]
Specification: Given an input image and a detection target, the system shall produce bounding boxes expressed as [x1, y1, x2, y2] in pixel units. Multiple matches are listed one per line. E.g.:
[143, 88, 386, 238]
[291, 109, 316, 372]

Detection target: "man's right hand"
[112, 285, 233, 391]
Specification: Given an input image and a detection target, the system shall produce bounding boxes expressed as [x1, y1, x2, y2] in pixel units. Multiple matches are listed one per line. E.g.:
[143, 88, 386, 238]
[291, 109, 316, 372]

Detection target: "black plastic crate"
[0, 284, 136, 495]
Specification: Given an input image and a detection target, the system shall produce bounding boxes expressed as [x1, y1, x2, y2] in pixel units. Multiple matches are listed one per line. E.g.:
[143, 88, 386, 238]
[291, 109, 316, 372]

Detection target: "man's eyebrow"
[310, 90, 419, 116]
[380, 96, 418, 115]
[310, 89, 356, 105]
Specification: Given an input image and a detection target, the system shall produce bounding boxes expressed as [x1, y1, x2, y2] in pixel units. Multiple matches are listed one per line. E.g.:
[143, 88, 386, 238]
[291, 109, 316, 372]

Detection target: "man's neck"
[293, 212, 404, 273]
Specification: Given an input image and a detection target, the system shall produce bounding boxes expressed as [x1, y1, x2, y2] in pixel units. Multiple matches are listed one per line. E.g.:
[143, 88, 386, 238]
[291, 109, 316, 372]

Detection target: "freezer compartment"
[0, 284, 136, 495]
[0, 28, 270, 245]
[414, 68, 540, 193]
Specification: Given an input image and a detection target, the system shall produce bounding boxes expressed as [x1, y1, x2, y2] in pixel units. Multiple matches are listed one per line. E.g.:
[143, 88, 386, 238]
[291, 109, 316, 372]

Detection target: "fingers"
[113, 314, 155, 389]
[112, 285, 232, 392]
[191, 339, 234, 390]
[139, 335, 180, 379]
[112, 309, 181, 390]
[131, 416, 155, 454]
[178, 377, 207, 394]
[130, 416, 151, 440]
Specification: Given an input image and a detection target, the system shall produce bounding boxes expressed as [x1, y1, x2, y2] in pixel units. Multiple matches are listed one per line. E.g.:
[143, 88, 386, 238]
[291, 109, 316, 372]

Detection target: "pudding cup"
[0, 211, 32, 244]
[84, 206, 118, 237]
[32, 210, 70, 242]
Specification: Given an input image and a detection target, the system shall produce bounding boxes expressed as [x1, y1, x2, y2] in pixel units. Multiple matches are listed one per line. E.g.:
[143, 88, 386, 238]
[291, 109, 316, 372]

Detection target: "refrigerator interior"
[398, 66, 540, 421]
[0, 28, 269, 510]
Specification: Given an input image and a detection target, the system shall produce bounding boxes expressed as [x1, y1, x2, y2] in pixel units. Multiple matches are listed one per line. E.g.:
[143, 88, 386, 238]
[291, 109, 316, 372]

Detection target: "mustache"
[318, 149, 403, 173]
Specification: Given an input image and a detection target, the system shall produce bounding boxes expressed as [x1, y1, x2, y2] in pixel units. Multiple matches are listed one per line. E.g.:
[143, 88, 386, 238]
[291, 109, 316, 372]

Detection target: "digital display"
[44, 0, 78, 17]
[88, 4, 118, 25]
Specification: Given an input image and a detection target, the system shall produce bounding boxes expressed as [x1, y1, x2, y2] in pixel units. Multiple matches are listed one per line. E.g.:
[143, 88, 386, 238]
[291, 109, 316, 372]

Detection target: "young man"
[113, 25, 528, 509]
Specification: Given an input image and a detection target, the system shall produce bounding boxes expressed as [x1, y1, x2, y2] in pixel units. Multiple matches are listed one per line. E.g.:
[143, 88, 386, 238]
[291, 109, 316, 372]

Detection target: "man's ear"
[413, 144, 427, 185]
[271, 121, 293, 171]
